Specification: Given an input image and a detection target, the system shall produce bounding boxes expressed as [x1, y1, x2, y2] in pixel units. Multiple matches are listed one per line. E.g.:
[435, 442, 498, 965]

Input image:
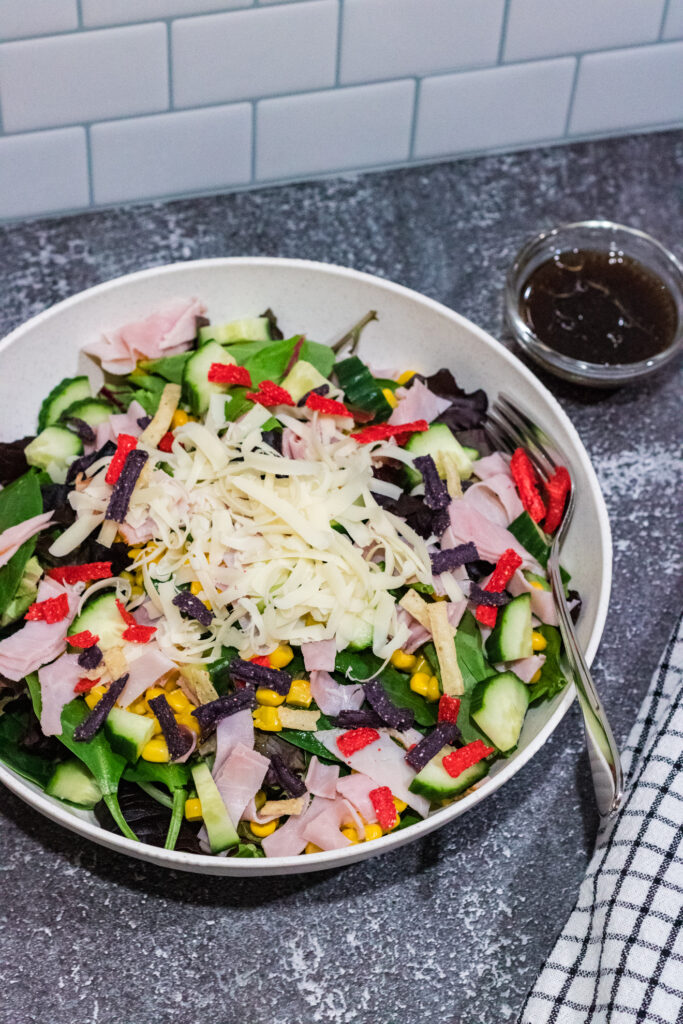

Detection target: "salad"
[0, 299, 575, 859]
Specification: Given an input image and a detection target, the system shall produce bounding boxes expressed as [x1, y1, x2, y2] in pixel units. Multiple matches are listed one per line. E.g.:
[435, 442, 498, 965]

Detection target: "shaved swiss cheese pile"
[76, 400, 435, 664]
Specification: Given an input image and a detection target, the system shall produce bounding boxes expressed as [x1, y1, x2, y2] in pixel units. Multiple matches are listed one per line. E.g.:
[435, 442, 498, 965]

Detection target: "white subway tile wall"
[0, 0, 680, 220]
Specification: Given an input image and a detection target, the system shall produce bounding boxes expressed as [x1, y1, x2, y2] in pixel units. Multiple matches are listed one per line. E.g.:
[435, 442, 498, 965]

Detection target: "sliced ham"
[0, 511, 54, 570]
[396, 605, 431, 654]
[472, 452, 510, 480]
[318, 728, 430, 817]
[507, 569, 559, 626]
[84, 298, 206, 375]
[309, 670, 364, 717]
[336, 772, 378, 822]
[38, 653, 82, 736]
[117, 519, 156, 546]
[446, 501, 541, 572]
[388, 379, 451, 426]
[109, 399, 148, 439]
[305, 755, 339, 799]
[301, 640, 336, 673]
[213, 709, 254, 776]
[117, 646, 177, 706]
[0, 578, 79, 681]
[462, 474, 523, 527]
[213, 742, 269, 826]
[261, 795, 320, 858]
[509, 653, 546, 683]
[281, 428, 310, 461]
[302, 796, 365, 851]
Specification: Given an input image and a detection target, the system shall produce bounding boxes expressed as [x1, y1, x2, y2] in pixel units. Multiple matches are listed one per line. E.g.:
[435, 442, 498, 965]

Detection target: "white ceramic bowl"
[0, 258, 611, 875]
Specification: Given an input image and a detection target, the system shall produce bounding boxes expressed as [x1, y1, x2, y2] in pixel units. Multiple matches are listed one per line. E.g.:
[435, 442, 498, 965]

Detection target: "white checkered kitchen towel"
[519, 613, 683, 1024]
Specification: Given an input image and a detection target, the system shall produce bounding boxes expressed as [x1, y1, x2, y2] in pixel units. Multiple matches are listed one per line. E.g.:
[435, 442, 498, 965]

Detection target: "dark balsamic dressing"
[519, 248, 677, 365]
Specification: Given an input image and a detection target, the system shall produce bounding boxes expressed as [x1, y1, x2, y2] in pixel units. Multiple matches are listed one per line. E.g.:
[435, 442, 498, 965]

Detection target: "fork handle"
[548, 557, 624, 818]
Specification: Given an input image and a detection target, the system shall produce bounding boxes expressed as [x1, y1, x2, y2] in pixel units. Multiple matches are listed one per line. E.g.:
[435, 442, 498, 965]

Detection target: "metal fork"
[487, 394, 624, 819]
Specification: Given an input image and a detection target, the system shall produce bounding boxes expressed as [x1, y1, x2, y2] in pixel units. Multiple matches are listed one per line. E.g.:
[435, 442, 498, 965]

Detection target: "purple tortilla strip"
[297, 383, 330, 407]
[269, 754, 307, 797]
[334, 709, 384, 729]
[73, 674, 128, 742]
[77, 644, 103, 670]
[431, 542, 479, 575]
[105, 448, 149, 523]
[148, 693, 194, 761]
[172, 591, 213, 628]
[65, 417, 96, 445]
[66, 440, 116, 485]
[229, 657, 292, 696]
[413, 454, 450, 511]
[191, 688, 257, 735]
[405, 722, 458, 771]
[137, 416, 152, 430]
[468, 584, 512, 607]
[364, 679, 414, 731]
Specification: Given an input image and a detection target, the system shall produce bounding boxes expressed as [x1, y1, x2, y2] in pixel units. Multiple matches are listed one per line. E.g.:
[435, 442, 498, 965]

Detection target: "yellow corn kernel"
[385, 814, 401, 833]
[84, 684, 107, 709]
[412, 656, 429, 676]
[532, 630, 547, 651]
[176, 711, 201, 736]
[426, 675, 441, 702]
[256, 687, 285, 707]
[144, 686, 167, 712]
[304, 612, 319, 627]
[364, 823, 383, 842]
[410, 671, 431, 697]
[189, 580, 202, 597]
[171, 408, 190, 429]
[287, 679, 312, 708]
[141, 736, 170, 762]
[250, 819, 279, 838]
[127, 547, 143, 560]
[252, 706, 282, 732]
[128, 696, 148, 715]
[341, 826, 359, 844]
[530, 668, 542, 684]
[166, 688, 194, 714]
[529, 580, 544, 590]
[390, 649, 416, 671]
[184, 797, 203, 822]
[305, 842, 322, 854]
[393, 797, 408, 813]
[120, 570, 136, 587]
[382, 388, 398, 409]
[269, 644, 294, 669]
[397, 370, 417, 386]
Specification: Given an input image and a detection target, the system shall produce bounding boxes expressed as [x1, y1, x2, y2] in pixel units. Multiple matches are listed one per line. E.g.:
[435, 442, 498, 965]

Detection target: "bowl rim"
[0, 256, 612, 875]
[504, 219, 683, 385]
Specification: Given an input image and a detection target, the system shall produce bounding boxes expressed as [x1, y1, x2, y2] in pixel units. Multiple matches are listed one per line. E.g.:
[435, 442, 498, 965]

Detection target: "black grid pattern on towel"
[519, 613, 683, 1024]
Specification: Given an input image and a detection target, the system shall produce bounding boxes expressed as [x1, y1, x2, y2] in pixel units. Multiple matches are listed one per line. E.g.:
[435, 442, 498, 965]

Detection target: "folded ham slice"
[116, 646, 177, 707]
[462, 473, 523, 527]
[261, 794, 319, 858]
[213, 742, 269, 826]
[302, 796, 365, 851]
[509, 653, 546, 683]
[213, 709, 254, 776]
[85, 298, 206, 375]
[508, 569, 559, 626]
[471, 452, 510, 480]
[446, 501, 541, 573]
[388, 379, 451, 426]
[0, 578, 79, 681]
[305, 755, 339, 799]
[38, 653, 82, 736]
[309, 670, 364, 717]
[301, 640, 336, 673]
[0, 511, 54, 569]
[336, 772, 379, 822]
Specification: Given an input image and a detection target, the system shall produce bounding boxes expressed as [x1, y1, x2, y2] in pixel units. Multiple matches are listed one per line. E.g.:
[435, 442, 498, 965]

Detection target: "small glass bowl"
[504, 220, 683, 387]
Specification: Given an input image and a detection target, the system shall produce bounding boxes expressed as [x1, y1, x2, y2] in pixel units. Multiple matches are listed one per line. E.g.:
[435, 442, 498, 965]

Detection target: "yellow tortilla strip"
[258, 796, 307, 818]
[139, 382, 181, 448]
[441, 452, 462, 499]
[97, 519, 119, 548]
[427, 600, 464, 696]
[278, 707, 320, 731]
[178, 664, 219, 706]
[399, 589, 432, 630]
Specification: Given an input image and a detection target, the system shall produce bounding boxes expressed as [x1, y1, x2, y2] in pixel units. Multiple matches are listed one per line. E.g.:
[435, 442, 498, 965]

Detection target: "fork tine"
[496, 395, 559, 473]
[485, 414, 516, 456]
[492, 404, 554, 480]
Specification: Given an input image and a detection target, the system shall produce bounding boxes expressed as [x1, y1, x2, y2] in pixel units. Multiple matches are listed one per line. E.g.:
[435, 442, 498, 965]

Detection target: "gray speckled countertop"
[1, 131, 682, 1024]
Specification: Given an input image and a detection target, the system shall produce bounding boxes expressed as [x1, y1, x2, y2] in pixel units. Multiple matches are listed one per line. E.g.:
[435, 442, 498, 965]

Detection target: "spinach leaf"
[0, 709, 56, 789]
[123, 760, 190, 792]
[528, 625, 568, 703]
[281, 713, 339, 762]
[243, 336, 334, 385]
[334, 649, 437, 727]
[0, 471, 42, 616]
[233, 842, 265, 858]
[424, 612, 495, 744]
[137, 352, 191, 385]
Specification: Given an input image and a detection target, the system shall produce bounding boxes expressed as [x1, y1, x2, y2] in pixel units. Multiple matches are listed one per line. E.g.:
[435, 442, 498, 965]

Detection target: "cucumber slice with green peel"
[191, 762, 239, 852]
[461, 445, 480, 462]
[485, 593, 533, 663]
[508, 511, 550, 567]
[198, 317, 271, 346]
[68, 590, 126, 652]
[339, 613, 373, 651]
[46, 759, 103, 808]
[334, 355, 393, 419]
[280, 360, 329, 402]
[470, 670, 530, 752]
[24, 426, 83, 478]
[104, 707, 155, 762]
[182, 340, 237, 416]
[38, 375, 92, 430]
[62, 397, 114, 428]
[409, 745, 489, 800]
[405, 423, 474, 485]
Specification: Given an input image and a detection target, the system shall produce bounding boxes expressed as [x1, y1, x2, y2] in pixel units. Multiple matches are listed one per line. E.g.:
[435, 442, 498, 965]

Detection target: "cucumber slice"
[470, 670, 530, 752]
[334, 356, 393, 419]
[339, 613, 373, 651]
[62, 397, 114, 428]
[485, 593, 532, 663]
[461, 445, 480, 461]
[182, 340, 237, 416]
[46, 759, 102, 808]
[68, 590, 125, 652]
[104, 707, 155, 762]
[508, 511, 550, 567]
[198, 317, 271, 346]
[281, 360, 329, 402]
[409, 744, 489, 800]
[191, 762, 239, 852]
[24, 426, 83, 480]
[38, 375, 92, 431]
[523, 570, 550, 592]
[405, 423, 474, 485]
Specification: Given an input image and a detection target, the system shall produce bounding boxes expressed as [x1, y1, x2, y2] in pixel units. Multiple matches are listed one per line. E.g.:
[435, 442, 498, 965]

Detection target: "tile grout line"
[658, 0, 672, 39]
[334, 0, 344, 86]
[563, 56, 582, 136]
[84, 124, 95, 207]
[496, 0, 512, 64]
[408, 78, 420, 160]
